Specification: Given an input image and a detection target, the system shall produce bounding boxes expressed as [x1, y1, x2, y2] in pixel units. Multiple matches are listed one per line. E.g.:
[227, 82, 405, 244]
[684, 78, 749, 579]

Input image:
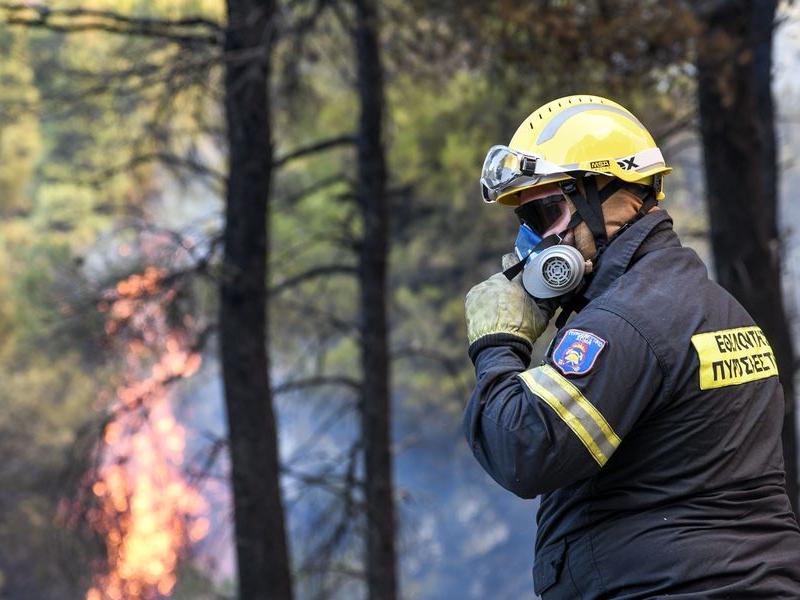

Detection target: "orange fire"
[85, 268, 209, 600]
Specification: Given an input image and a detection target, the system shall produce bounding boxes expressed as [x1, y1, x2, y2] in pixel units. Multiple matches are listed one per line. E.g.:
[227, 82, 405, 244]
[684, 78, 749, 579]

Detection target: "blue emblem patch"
[552, 328, 607, 376]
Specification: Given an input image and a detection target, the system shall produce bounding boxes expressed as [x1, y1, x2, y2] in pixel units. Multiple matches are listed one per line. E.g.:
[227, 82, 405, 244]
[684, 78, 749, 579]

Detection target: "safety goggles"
[480, 145, 566, 203]
[514, 193, 572, 238]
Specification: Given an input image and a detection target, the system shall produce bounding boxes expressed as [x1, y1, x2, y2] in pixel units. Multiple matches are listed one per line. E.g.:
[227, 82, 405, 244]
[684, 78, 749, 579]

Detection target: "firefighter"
[464, 95, 800, 598]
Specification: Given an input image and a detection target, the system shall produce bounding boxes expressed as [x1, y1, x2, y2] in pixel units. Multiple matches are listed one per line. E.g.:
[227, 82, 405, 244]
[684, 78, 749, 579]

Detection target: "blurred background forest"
[2, 1, 800, 599]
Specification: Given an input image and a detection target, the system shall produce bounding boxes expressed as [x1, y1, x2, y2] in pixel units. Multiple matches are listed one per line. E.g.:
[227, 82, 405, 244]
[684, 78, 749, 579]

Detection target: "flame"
[85, 268, 208, 600]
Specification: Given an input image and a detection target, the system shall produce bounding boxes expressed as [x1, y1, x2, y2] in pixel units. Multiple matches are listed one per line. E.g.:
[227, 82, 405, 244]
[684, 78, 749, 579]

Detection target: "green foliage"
[0, 28, 39, 217]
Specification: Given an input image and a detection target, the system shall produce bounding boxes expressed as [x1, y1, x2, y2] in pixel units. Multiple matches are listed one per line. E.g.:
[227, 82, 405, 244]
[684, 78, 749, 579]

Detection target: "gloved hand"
[465, 253, 553, 351]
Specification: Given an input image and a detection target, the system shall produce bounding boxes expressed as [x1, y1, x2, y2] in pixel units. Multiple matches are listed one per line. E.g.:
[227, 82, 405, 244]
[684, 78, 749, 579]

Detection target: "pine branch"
[277, 174, 351, 205]
[0, 2, 223, 45]
[269, 264, 357, 295]
[273, 135, 357, 169]
[90, 152, 225, 186]
[273, 375, 361, 395]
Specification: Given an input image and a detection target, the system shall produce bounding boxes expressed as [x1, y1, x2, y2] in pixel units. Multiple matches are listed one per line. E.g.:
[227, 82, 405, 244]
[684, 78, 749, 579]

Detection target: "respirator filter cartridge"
[521, 245, 585, 299]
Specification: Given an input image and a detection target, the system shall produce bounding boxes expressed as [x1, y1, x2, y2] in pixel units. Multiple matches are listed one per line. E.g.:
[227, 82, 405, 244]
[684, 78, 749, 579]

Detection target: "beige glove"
[465, 254, 552, 348]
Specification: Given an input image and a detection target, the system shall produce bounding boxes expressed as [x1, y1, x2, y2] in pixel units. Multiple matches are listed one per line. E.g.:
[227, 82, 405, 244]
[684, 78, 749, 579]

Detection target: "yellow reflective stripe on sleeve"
[518, 365, 621, 466]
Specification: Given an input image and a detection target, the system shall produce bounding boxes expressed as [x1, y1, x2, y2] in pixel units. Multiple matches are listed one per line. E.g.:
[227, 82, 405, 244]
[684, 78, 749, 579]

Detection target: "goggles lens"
[514, 194, 571, 237]
[481, 145, 522, 191]
[479, 145, 567, 203]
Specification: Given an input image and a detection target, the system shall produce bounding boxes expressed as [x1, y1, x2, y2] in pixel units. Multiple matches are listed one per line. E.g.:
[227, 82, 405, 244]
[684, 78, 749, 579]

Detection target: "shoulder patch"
[552, 328, 607, 376]
[691, 326, 778, 390]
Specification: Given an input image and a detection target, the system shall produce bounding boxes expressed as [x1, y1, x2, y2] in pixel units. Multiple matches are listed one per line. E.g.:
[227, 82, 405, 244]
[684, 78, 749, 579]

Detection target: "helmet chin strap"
[559, 175, 657, 265]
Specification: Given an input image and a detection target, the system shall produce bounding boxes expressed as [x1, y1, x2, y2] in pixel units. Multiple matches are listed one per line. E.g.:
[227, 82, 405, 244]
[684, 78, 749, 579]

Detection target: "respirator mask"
[504, 193, 586, 299]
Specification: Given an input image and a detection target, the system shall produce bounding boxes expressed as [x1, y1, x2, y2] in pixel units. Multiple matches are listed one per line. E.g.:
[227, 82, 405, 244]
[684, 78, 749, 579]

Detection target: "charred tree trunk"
[695, 0, 798, 513]
[354, 0, 398, 598]
[220, 1, 293, 598]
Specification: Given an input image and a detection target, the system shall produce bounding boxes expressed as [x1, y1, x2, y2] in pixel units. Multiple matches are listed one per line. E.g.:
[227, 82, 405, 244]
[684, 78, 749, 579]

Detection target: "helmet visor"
[480, 145, 565, 203]
[514, 193, 571, 238]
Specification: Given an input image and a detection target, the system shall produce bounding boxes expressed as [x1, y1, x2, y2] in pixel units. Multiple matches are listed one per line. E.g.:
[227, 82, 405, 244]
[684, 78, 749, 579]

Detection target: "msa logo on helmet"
[553, 329, 607, 376]
[589, 160, 611, 170]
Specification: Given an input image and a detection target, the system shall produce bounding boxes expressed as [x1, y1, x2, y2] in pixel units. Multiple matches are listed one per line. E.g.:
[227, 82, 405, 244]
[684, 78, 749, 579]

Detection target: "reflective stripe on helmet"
[537, 103, 646, 144]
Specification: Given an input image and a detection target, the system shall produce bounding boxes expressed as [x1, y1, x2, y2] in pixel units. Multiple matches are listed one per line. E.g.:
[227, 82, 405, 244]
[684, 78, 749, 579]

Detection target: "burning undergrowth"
[69, 256, 212, 600]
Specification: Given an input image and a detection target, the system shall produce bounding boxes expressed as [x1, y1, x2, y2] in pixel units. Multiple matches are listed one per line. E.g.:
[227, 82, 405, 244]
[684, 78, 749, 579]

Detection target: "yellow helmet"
[481, 95, 671, 206]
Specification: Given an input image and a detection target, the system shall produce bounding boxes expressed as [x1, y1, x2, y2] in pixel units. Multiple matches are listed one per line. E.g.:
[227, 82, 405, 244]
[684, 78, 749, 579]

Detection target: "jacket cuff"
[468, 333, 533, 365]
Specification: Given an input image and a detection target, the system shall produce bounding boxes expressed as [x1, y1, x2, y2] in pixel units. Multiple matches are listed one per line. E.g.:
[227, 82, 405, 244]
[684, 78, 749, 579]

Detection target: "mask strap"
[560, 177, 645, 252]
[575, 177, 608, 248]
[502, 234, 561, 280]
[554, 293, 591, 329]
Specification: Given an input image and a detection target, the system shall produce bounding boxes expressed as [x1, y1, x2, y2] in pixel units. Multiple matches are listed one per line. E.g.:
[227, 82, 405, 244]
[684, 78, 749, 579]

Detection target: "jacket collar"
[582, 209, 678, 301]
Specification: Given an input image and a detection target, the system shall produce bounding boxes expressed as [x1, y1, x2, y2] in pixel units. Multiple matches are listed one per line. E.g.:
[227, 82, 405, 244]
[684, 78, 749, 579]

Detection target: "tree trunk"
[695, 0, 798, 513]
[354, 0, 398, 598]
[220, 1, 294, 598]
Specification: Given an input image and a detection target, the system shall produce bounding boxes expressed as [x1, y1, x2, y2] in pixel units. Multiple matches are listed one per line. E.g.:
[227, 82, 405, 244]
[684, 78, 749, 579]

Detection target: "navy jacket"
[464, 210, 800, 598]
